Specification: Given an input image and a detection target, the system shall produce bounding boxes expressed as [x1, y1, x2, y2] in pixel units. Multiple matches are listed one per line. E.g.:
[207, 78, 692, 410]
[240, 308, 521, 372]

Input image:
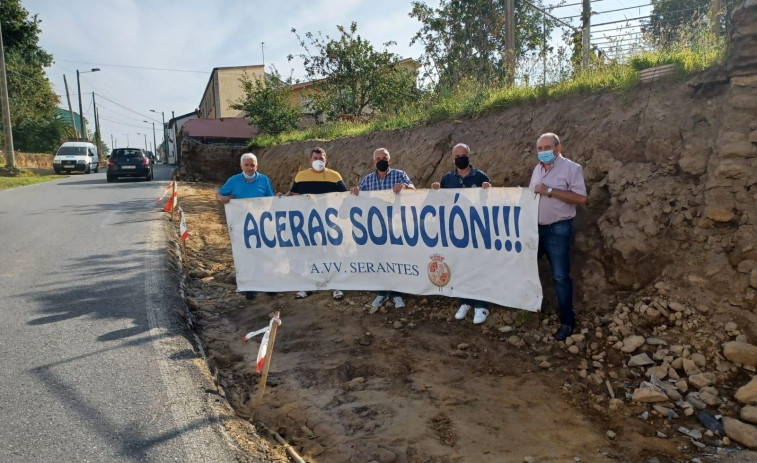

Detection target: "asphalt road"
[0, 165, 249, 462]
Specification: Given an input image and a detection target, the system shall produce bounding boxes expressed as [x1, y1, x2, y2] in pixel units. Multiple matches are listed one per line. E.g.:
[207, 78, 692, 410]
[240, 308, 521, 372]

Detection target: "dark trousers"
[537, 219, 575, 328]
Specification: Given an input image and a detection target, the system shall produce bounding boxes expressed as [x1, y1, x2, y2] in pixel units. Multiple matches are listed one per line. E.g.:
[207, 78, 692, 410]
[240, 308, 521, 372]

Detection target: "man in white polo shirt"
[529, 133, 587, 341]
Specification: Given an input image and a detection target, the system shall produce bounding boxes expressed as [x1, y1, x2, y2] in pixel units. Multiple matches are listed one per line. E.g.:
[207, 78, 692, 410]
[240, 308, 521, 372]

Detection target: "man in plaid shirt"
[350, 148, 416, 308]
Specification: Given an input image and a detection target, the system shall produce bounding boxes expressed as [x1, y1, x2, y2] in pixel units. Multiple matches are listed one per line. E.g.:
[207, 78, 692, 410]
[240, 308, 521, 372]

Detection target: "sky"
[25, 0, 652, 151]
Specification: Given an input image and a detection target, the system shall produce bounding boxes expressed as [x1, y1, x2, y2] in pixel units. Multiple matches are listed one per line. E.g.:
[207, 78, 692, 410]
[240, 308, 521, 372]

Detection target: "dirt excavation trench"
[175, 180, 753, 463]
[171, 7, 757, 458]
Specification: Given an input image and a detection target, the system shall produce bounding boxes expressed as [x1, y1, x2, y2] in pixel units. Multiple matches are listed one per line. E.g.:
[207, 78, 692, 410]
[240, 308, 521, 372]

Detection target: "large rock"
[741, 406, 757, 424]
[622, 335, 646, 353]
[688, 372, 716, 390]
[723, 417, 757, 449]
[723, 342, 757, 367]
[628, 353, 655, 367]
[632, 383, 669, 403]
[736, 377, 757, 404]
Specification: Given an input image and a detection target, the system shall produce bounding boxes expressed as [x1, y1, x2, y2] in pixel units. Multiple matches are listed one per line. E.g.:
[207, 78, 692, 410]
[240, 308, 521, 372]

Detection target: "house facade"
[285, 58, 420, 122]
[197, 65, 265, 119]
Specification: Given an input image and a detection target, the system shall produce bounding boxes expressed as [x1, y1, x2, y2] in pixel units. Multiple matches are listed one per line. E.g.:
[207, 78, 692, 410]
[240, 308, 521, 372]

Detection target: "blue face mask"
[242, 171, 256, 180]
[538, 150, 556, 164]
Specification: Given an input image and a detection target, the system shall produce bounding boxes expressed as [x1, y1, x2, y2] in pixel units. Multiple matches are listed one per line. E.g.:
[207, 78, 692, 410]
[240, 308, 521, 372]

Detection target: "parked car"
[106, 148, 153, 182]
[53, 141, 99, 174]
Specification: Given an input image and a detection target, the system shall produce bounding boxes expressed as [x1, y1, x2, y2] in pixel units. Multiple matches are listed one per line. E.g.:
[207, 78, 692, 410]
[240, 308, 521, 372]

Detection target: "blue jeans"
[537, 219, 574, 328]
[377, 291, 402, 299]
[460, 298, 488, 309]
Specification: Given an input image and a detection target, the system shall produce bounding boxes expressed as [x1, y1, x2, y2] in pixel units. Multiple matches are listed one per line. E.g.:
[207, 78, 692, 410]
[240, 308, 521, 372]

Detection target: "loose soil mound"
[174, 183, 757, 463]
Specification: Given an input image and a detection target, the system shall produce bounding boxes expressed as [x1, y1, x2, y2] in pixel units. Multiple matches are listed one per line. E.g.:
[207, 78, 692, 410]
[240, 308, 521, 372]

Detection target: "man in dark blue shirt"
[432, 143, 492, 324]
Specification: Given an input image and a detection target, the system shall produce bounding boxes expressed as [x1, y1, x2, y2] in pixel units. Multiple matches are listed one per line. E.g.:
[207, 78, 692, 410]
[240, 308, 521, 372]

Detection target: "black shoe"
[245, 291, 257, 300]
[555, 324, 573, 341]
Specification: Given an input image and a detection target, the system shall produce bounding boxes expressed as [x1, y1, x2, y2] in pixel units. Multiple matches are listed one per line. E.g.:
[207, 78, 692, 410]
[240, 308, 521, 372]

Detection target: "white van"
[53, 141, 100, 174]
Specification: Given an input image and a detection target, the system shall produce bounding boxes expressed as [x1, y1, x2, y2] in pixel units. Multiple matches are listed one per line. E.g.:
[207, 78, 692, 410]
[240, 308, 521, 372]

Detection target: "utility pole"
[63, 75, 79, 138]
[93, 92, 101, 150]
[0, 22, 15, 168]
[261, 42, 265, 67]
[504, 0, 516, 84]
[171, 110, 177, 165]
[111, 134, 114, 149]
[710, 0, 722, 37]
[581, 0, 591, 69]
[76, 70, 85, 140]
[76, 68, 100, 140]
[151, 122, 157, 159]
[151, 109, 166, 161]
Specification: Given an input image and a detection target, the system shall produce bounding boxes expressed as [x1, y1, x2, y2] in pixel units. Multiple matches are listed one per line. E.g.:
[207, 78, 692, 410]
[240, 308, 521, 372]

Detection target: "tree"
[230, 71, 301, 136]
[288, 22, 418, 118]
[409, 0, 556, 89]
[12, 113, 72, 153]
[0, 0, 60, 150]
[643, 0, 713, 47]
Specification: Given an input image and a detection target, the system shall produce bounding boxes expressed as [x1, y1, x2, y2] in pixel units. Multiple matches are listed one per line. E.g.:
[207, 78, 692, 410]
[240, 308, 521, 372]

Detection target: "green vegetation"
[251, 40, 724, 149]
[289, 22, 418, 118]
[1, 0, 67, 154]
[410, 0, 557, 88]
[0, 157, 57, 190]
[0, 169, 58, 190]
[231, 71, 302, 136]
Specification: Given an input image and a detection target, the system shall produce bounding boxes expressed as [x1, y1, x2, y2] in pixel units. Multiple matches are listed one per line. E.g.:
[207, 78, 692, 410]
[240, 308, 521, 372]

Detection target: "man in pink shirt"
[529, 133, 587, 341]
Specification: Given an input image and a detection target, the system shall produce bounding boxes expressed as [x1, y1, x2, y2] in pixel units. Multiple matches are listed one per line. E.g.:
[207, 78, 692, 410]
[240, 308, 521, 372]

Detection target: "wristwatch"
[547, 187, 553, 198]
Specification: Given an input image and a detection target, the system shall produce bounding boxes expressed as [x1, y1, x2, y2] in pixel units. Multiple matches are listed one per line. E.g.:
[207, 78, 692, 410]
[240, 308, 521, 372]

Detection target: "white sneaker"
[455, 304, 472, 320]
[393, 296, 405, 308]
[473, 308, 490, 324]
[372, 294, 388, 308]
[295, 290, 308, 299]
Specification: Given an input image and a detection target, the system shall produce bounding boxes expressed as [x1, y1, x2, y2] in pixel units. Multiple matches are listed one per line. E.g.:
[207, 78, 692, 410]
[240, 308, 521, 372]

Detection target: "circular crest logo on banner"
[427, 254, 451, 289]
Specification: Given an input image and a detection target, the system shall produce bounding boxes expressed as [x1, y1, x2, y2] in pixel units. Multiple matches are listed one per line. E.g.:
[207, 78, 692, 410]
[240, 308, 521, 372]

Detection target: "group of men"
[216, 132, 587, 341]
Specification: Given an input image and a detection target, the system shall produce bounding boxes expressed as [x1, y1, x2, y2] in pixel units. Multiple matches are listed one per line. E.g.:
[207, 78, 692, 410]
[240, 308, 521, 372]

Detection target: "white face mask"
[311, 160, 325, 172]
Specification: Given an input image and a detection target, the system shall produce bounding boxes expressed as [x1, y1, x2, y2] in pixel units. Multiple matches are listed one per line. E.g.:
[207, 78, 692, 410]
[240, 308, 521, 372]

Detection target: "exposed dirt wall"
[2, 153, 53, 169]
[181, 0, 757, 333]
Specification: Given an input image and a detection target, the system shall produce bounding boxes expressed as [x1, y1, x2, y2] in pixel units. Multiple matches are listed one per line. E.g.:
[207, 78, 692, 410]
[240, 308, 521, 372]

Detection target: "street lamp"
[150, 109, 166, 162]
[143, 120, 158, 162]
[76, 68, 100, 140]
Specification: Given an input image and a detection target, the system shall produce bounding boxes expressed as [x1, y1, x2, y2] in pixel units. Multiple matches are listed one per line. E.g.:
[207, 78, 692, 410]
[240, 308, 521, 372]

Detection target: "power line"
[523, 0, 580, 32]
[592, 5, 706, 27]
[592, 23, 645, 33]
[56, 59, 207, 74]
[546, 0, 607, 10]
[95, 102, 151, 125]
[559, 3, 652, 18]
[98, 116, 154, 129]
[94, 92, 161, 123]
[594, 3, 653, 15]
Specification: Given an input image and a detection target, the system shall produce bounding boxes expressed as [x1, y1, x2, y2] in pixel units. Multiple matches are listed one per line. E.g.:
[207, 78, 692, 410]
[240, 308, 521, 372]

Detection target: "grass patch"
[250, 42, 725, 149]
[0, 165, 59, 190]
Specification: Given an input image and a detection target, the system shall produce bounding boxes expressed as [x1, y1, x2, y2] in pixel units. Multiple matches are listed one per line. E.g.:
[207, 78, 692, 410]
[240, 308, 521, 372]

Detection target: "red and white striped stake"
[242, 312, 282, 421]
[178, 207, 188, 241]
[156, 183, 173, 204]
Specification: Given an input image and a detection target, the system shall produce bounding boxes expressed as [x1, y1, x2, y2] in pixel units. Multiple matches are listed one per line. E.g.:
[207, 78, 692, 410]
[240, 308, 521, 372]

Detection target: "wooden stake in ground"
[253, 311, 281, 421]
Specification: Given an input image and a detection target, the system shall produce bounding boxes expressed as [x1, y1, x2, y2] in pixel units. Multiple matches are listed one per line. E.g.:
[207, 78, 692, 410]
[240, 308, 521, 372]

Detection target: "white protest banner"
[225, 188, 542, 311]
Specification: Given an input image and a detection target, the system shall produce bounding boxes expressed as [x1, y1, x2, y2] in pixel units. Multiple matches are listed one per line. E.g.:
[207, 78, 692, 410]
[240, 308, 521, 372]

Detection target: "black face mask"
[376, 159, 390, 172]
[454, 156, 470, 170]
